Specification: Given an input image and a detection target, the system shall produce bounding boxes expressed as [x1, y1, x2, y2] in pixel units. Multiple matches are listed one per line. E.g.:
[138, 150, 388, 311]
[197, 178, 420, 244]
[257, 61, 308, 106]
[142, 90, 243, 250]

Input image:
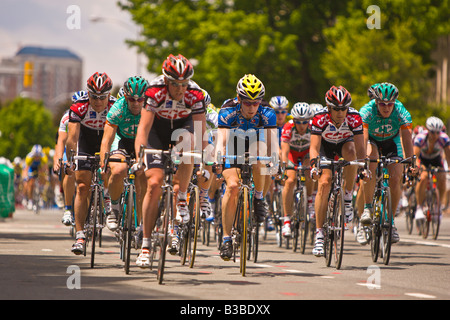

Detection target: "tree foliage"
[119, 0, 449, 118]
[0, 97, 56, 160]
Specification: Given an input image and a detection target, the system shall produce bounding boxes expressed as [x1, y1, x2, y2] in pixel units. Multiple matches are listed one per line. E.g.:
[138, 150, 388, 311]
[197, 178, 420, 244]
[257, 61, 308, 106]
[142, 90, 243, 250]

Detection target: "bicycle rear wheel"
[157, 189, 172, 284]
[429, 191, 441, 240]
[381, 188, 393, 265]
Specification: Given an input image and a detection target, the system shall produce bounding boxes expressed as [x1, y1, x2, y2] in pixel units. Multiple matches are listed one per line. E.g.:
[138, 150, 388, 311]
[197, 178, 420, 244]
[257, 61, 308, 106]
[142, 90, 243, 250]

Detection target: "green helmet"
[375, 82, 398, 102]
[123, 76, 149, 97]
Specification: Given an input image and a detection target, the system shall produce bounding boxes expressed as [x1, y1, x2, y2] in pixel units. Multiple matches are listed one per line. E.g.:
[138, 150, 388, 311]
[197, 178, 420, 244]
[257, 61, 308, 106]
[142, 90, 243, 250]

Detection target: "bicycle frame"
[317, 157, 367, 270]
[221, 151, 274, 276]
[70, 151, 105, 268]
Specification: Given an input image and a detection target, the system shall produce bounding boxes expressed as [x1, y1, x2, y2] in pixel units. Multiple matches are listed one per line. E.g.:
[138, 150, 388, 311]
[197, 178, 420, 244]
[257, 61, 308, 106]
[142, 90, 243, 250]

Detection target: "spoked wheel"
[333, 190, 345, 270]
[380, 188, 393, 265]
[157, 190, 172, 284]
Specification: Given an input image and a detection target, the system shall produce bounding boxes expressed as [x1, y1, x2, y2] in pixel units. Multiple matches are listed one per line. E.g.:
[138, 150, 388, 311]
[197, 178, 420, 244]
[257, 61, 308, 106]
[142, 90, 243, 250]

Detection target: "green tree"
[0, 97, 56, 160]
[321, 0, 450, 114]
[119, 0, 349, 107]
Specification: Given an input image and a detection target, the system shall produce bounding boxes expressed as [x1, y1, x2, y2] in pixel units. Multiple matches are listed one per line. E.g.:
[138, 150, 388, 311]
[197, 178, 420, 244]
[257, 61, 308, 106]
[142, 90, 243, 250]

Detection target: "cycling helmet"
[269, 96, 289, 110]
[31, 144, 43, 156]
[86, 72, 113, 94]
[367, 83, 380, 100]
[123, 76, 149, 97]
[325, 86, 352, 108]
[309, 103, 324, 115]
[375, 82, 398, 102]
[117, 87, 125, 99]
[236, 74, 265, 100]
[202, 89, 211, 107]
[162, 54, 194, 81]
[72, 90, 87, 102]
[426, 117, 445, 132]
[291, 102, 313, 120]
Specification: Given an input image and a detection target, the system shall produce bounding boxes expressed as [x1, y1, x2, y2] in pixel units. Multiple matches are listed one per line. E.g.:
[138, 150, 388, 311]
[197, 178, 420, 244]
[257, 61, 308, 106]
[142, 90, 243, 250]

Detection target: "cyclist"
[200, 89, 218, 222]
[53, 91, 87, 226]
[310, 86, 366, 257]
[280, 102, 314, 237]
[265, 96, 290, 230]
[358, 82, 416, 244]
[134, 54, 207, 266]
[216, 74, 278, 261]
[413, 116, 450, 220]
[23, 144, 48, 210]
[66, 72, 115, 255]
[100, 76, 149, 232]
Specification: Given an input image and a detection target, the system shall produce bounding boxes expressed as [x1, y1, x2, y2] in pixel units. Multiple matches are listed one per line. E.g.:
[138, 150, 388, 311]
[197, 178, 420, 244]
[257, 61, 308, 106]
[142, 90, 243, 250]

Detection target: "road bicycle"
[316, 157, 367, 269]
[284, 161, 313, 254]
[420, 166, 447, 240]
[139, 146, 207, 283]
[221, 151, 275, 276]
[70, 151, 106, 268]
[369, 156, 415, 265]
[103, 153, 139, 275]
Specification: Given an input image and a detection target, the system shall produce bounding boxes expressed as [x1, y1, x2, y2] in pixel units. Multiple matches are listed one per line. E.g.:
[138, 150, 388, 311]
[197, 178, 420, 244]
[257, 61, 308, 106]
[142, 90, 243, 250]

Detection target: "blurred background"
[0, 0, 449, 160]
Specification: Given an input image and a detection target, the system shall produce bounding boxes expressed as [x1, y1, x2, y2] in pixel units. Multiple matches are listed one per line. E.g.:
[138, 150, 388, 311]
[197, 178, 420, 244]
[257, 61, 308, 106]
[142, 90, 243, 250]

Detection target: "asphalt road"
[1, 207, 449, 304]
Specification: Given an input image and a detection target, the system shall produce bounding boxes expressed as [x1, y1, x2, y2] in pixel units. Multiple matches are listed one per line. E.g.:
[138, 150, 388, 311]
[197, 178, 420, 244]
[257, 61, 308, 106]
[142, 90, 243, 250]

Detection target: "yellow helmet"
[236, 74, 265, 100]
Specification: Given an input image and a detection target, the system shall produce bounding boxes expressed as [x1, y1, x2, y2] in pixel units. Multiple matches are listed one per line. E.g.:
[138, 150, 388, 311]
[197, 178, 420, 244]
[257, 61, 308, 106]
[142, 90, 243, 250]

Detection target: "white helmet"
[426, 116, 444, 132]
[291, 102, 313, 120]
[269, 96, 289, 110]
[309, 103, 324, 115]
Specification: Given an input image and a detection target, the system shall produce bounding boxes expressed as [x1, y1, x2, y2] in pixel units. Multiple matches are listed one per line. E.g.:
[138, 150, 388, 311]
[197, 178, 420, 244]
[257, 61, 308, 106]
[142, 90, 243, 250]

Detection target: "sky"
[0, 0, 155, 89]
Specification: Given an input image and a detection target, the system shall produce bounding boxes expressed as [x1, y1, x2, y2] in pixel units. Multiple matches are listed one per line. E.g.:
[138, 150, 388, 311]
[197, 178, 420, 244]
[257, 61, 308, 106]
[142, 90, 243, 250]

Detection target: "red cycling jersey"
[311, 107, 363, 144]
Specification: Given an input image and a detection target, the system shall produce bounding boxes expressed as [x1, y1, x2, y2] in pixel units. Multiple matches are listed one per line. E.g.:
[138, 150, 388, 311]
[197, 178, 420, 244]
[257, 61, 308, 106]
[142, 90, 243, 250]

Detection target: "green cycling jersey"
[106, 97, 140, 150]
[359, 99, 412, 141]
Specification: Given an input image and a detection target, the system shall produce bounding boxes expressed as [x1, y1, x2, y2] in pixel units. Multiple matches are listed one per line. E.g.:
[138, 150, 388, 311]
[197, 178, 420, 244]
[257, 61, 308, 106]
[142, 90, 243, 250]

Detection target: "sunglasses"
[429, 131, 440, 134]
[377, 101, 395, 107]
[169, 81, 189, 87]
[275, 110, 287, 114]
[294, 120, 309, 125]
[90, 93, 108, 100]
[242, 99, 261, 107]
[331, 106, 347, 112]
[127, 96, 146, 103]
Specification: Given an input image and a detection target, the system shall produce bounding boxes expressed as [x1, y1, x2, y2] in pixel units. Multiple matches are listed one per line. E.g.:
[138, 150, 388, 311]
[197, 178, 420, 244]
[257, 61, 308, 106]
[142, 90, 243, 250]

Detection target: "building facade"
[0, 46, 83, 114]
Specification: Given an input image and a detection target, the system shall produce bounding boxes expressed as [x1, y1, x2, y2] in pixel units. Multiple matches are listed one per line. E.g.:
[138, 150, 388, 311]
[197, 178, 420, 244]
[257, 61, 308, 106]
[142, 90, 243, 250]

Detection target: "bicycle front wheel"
[188, 186, 200, 268]
[89, 185, 101, 268]
[157, 189, 172, 284]
[333, 189, 345, 270]
[240, 187, 249, 276]
[381, 187, 393, 265]
[297, 187, 308, 254]
[124, 185, 135, 275]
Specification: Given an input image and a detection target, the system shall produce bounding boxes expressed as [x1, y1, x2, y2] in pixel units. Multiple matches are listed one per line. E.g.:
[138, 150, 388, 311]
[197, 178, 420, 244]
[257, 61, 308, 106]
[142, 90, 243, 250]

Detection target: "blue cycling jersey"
[218, 98, 276, 131]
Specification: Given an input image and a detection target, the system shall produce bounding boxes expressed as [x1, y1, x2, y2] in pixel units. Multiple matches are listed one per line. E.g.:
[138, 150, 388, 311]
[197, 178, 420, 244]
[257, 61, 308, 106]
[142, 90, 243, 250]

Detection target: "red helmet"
[325, 85, 352, 108]
[162, 54, 194, 81]
[87, 72, 113, 94]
